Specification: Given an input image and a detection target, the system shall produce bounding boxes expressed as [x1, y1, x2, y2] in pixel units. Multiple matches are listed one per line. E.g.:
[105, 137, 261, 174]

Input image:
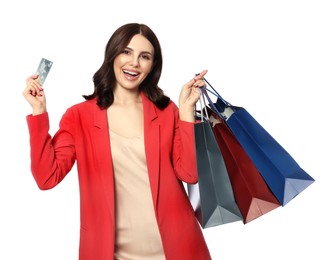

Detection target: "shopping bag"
[188, 97, 242, 228]
[201, 78, 315, 206]
[207, 107, 281, 223]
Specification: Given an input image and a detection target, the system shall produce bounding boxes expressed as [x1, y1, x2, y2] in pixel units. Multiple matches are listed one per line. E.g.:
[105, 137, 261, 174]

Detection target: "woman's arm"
[26, 110, 76, 190]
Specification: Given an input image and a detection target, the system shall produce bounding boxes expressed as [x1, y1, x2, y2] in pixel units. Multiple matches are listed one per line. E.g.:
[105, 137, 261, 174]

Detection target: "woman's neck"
[113, 88, 142, 106]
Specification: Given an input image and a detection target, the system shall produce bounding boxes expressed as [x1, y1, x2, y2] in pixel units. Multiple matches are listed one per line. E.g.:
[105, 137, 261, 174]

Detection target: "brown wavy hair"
[83, 23, 170, 110]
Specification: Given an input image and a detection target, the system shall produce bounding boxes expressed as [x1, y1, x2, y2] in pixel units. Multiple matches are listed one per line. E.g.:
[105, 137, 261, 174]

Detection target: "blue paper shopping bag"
[201, 78, 315, 206]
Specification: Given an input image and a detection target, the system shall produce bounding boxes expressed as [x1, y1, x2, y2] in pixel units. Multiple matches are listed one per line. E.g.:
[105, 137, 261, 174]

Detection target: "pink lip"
[122, 69, 140, 80]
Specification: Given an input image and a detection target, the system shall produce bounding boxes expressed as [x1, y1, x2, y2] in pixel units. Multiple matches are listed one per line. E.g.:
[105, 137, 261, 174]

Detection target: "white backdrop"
[1, 0, 334, 259]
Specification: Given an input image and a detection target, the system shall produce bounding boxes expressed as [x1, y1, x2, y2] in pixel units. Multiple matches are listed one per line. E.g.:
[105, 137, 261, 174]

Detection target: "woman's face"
[113, 34, 154, 92]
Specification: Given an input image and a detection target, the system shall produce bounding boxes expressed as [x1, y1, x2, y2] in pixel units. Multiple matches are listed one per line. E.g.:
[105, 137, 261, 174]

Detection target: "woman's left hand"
[178, 70, 207, 122]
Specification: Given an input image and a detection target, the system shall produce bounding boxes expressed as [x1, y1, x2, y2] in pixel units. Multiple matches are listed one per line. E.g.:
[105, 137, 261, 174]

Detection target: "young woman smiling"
[23, 23, 211, 260]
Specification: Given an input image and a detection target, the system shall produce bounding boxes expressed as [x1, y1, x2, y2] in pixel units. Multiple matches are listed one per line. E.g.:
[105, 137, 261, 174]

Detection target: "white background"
[1, 0, 334, 259]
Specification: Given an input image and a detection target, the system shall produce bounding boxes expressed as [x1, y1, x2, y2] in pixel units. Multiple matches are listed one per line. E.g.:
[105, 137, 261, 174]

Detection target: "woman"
[23, 23, 211, 260]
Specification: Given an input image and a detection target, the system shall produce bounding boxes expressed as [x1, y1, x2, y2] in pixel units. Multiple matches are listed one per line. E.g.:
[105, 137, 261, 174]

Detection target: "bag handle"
[195, 74, 232, 107]
[197, 89, 210, 122]
[196, 74, 236, 120]
[200, 87, 230, 121]
[205, 79, 231, 107]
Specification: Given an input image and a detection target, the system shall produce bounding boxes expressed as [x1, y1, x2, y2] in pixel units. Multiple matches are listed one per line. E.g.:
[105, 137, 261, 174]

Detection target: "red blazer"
[26, 93, 211, 260]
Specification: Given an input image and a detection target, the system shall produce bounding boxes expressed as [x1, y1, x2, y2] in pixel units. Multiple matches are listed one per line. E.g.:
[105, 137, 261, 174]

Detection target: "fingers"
[25, 74, 39, 83]
[24, 75, 43, 97]
[195, 70, 208, 79]
[179, 70, 207, 107]
[192, 69, 208, 88]
[180, 69, 208, 99]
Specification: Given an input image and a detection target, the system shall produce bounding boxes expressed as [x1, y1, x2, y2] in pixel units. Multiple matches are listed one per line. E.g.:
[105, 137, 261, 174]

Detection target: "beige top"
[109, 129, 165, 260]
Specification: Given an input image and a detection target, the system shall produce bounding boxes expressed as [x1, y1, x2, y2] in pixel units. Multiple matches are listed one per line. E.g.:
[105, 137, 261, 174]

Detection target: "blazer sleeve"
[171, 105, 198, 184]
[26, 109, 76, 190]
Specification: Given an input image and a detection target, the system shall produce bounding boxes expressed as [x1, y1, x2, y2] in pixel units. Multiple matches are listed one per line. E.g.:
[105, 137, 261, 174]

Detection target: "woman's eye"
[142, 54, 151, 60]
[123, 50, 130, 55]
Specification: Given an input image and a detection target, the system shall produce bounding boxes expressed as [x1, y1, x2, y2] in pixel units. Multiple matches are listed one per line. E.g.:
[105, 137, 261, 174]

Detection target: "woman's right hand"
[23, 75, 47, 115]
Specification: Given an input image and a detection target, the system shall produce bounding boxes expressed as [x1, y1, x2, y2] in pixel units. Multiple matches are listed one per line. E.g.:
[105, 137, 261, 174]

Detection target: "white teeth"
[123, 70, 138, 76]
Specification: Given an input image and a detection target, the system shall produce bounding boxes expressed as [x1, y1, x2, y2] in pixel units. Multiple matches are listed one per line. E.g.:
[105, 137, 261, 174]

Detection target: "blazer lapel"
[92, 105, 115, 216]
[142, 93, 160, 210]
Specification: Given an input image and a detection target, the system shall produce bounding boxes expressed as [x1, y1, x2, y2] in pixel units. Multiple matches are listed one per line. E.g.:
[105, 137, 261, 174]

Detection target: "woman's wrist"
[179, 106, 195, 122]
[32, 107, 47, 116]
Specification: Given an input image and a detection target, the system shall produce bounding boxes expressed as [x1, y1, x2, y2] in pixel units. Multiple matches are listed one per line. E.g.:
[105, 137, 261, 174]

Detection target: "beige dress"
[109, 129, 165, 260]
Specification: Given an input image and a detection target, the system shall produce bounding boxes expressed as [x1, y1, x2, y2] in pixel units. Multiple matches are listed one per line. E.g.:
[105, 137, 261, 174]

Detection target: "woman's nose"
[130, 55, 140, 67]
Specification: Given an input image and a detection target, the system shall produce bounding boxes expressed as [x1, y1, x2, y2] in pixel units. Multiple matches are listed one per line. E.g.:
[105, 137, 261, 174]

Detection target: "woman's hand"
[179, 70, 207, 122]
[23, 75, 47, 115]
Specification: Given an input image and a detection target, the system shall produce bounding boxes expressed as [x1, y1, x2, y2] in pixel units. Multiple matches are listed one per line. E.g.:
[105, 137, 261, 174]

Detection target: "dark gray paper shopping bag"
[188, 120, 242, 228]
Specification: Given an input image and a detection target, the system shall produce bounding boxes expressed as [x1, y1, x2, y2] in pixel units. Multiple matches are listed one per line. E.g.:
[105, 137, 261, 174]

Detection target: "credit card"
[35, 58, 53, 85]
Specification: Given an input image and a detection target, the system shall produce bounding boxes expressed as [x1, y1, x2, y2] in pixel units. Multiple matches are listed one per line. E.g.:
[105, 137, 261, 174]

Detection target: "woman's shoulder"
[62, 98, 100, 121]
[67, 98, 97, 112]
[163, 99, 178, 111]
[154, 99, 179, 121]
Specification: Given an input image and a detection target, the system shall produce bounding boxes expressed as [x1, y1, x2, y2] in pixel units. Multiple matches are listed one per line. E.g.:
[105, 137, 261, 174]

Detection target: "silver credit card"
[35, 58, 53, 85]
